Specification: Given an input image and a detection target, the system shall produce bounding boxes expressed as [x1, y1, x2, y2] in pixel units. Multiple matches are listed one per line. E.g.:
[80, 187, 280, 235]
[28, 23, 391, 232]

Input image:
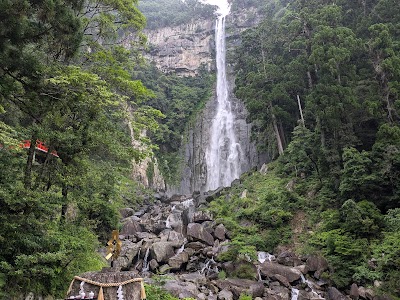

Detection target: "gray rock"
[218, 289, 234, 300]
[350, 283, 359, 300]
[277, 251, 301, 267]
[214, 223, 227, 240]
[178, 272, 207, 285]
[168, 252, 189, 270]
[306, 255, 329, 273]
[114, 240, 142, 269]
[120, 218, 143, 235]
[193, 210, 213, 223]
[163, 280, 199, 298]
[213, 279, 264, 298]
[187, 223, 214, 246]
[149, 259, 159, 271]
[119, 208, 134, 218]
[158, 264, 171, 274]
[273, 274, 291, 288]
[259, 262, 302, 283]
[150, 241, 175, 263]
[327, 287, 347, 300]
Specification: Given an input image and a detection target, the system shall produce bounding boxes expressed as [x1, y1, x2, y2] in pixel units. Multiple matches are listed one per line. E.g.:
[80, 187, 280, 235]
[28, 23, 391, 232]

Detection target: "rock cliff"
[143, 7, 262, 76]
[130, 5, 265, 194]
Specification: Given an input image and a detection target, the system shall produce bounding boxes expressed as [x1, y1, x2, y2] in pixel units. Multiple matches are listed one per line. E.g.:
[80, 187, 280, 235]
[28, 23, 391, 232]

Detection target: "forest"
[0, 0, 399, 298]
[219, 0, 400, 296]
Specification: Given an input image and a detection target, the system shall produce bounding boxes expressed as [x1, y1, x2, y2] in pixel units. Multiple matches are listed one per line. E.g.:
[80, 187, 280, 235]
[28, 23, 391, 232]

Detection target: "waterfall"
[142, 248, 150, 273]
[205, 9, 243, 191]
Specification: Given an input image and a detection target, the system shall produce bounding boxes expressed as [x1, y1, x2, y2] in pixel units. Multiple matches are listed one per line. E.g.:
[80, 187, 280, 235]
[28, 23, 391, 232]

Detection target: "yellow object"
[106, 230, 122, 260]
[66, 276, 146, 300]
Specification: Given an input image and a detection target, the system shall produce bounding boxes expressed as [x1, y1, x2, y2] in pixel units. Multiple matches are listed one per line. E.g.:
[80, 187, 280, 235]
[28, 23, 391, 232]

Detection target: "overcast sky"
[199, 0, 231, 16]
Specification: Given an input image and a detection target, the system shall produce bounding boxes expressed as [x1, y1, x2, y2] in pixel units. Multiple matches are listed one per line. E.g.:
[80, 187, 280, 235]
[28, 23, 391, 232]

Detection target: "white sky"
[199, 0, 231, 16]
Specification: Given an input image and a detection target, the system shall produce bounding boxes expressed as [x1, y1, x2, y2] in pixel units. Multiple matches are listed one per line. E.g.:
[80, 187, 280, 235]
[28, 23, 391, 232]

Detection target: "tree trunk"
[24, 137, 36, 189]
[272, 113, 284, 155]
[297, 95, 305, 126]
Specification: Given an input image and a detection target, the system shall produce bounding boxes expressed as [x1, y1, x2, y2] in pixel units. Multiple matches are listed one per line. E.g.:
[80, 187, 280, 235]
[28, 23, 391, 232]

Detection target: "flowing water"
[205, 6, 243, 191]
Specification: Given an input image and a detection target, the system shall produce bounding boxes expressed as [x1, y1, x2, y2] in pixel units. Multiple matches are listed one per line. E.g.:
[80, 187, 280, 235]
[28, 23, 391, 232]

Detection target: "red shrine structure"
[21, 140, 59, 158]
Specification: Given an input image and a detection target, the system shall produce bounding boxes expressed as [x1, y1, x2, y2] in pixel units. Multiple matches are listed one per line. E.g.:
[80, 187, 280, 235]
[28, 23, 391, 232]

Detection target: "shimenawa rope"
[67, 276, 146, 300]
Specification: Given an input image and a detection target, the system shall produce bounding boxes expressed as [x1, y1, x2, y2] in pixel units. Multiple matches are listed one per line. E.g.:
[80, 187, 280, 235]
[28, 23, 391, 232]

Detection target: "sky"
[199, 0, 231, 17]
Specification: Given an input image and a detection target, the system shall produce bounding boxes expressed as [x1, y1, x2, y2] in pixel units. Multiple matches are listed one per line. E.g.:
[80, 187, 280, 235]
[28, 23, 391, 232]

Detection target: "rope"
[67, 276, 146, 300]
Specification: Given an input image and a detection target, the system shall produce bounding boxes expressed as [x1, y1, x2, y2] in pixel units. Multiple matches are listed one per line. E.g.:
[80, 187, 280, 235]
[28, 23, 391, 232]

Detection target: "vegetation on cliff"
[214, 0, 400, 296]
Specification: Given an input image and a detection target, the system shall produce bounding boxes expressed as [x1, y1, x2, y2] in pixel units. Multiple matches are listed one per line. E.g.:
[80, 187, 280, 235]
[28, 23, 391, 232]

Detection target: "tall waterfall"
[205, 11, 243, 191]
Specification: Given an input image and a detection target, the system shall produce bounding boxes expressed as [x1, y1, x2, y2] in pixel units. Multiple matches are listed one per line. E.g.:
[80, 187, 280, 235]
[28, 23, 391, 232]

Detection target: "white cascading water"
[205, 3, 243, 191]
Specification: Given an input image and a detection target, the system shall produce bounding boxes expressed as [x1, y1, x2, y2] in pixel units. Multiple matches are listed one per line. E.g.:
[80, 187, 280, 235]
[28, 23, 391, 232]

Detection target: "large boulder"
[306, 255, 329, 272]
[119, 208, 134, 218]
[350, 283, 359, 300]
[187, 223, 214, 246]
[213, 279, 264, 298]
[120, 218, 143, 236]
[218, 289, 234, 300]
[165, 212, 184, 231]
[168, 251, 189, 270]
[178, 273, 207, 285]
[150, 241, 175, 263]
[193, 210, 213, 223]
[214, 223, 227, 240]
[162, 280, 199, 298]
[115, 240, 142, 269]
[259, 262, 302, 282]
[327, 287, 347, 300]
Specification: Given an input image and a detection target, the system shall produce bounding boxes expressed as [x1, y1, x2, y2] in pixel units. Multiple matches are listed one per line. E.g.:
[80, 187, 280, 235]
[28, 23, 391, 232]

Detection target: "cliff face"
[144, 20, 215, 76]
[135, 6, 264, 194]
[144, 7, 261, 76]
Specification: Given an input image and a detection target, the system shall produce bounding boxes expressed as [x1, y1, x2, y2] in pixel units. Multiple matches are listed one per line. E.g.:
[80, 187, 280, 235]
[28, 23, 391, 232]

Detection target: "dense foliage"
[0, 0, 160, 297]
[138, 0, 214, 29]
[225, 0, 400, 296]
[134, 63, 215, 183]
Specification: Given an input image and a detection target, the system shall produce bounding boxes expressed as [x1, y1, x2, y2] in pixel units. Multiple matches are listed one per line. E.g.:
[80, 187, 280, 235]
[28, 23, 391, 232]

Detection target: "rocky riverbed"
[85, 190, 384, 300]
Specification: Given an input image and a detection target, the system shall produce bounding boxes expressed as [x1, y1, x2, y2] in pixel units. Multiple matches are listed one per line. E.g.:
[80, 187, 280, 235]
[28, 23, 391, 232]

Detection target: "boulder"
[187, 223, 214, 245]
[350, 283, 359, 300]
[213, 279, 264, 298]
[214, 223, 227, 240]
[193, 210, 213, 222]
[165, 212, 184, 231]
[276, 251, 301, 267]
[327, 287, 347, 300]
[150, 241, 175, 263]
[120, 218, 143, 236]
[178, 273, 207, 285]
[186, 241, 206, 251]
[114, 240, 142, 270]
[218, 289, 234, 300]
[149, 259, 159, 271]
[168, 251, 189, 270]
[119, 208, 134, 218]
[163, 280, 199, 298]
[273, 274, 291, 288]
[167, 230, 186, 246]
[259, 262, 302, 282]
[294, 264, 308, 274]
[306, 255, 328, 272]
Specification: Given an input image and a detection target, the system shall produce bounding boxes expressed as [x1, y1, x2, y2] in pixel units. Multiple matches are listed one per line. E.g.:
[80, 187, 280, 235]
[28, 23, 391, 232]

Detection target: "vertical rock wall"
[141, 7, 265, 195]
